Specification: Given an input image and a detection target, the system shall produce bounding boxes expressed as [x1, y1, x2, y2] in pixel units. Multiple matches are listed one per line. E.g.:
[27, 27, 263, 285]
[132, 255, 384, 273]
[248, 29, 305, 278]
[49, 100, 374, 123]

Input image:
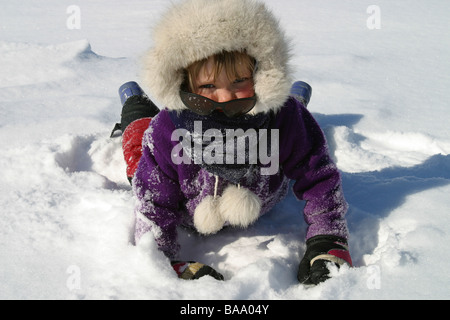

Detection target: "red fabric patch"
[122, 118, 152, 179]
[328, 249, 353, 267]
[171, 262, 188, 277]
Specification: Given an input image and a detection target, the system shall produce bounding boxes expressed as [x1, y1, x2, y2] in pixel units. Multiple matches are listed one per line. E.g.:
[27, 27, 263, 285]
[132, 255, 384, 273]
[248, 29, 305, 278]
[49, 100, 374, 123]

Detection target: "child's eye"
[199, 84, 215, 89]
[234, 77, 250, 84]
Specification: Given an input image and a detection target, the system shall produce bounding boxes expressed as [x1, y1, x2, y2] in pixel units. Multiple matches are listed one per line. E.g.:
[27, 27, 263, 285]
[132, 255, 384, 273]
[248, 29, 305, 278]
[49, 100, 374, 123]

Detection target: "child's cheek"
[235, 83, 255, 99]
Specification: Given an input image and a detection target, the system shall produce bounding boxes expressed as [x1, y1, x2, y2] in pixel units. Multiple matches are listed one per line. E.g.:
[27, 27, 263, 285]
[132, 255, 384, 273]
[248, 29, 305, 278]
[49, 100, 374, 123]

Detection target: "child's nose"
[215, 89, 236, 103]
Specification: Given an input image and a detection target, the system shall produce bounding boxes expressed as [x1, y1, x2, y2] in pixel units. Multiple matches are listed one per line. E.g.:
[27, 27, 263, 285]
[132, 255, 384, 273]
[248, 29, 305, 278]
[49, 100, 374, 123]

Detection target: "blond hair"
[184, 51, 256, 92]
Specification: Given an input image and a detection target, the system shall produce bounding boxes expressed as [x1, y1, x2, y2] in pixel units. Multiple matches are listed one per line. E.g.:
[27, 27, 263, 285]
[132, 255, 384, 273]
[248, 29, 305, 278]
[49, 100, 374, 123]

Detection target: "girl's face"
[192, 56, 255, 103]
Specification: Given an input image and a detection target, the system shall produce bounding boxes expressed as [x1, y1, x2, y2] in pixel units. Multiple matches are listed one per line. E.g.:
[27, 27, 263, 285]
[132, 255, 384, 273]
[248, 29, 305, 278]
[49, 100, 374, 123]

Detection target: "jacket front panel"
[133, 98, 348, 258]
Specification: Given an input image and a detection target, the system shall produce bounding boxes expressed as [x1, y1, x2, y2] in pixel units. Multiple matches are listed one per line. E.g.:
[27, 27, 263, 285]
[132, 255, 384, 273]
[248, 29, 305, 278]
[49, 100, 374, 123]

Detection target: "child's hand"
[171, 261, 224, 281]
[297, 235, 352, 285]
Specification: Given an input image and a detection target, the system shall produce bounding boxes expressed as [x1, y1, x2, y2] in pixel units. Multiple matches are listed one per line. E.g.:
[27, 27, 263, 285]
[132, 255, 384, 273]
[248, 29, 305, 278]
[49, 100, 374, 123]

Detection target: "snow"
[1, 0, 449, 300]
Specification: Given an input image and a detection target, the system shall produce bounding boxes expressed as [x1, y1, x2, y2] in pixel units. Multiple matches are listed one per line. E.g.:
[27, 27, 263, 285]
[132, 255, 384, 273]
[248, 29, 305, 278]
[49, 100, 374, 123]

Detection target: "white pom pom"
[219, 185, 261, 228]
[193, 195, 224, 235]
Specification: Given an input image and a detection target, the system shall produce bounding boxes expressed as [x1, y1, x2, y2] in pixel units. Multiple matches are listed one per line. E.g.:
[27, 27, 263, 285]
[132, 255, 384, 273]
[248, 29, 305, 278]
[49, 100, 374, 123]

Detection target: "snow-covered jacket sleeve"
[278, 98, 349, 240]
[132, 112, 185, 259]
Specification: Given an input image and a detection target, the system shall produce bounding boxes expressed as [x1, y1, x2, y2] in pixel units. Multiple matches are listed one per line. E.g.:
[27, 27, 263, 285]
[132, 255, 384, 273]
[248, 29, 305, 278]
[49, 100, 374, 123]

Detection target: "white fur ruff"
[194, 185, 262, 235]
[142, 0, 292, 114]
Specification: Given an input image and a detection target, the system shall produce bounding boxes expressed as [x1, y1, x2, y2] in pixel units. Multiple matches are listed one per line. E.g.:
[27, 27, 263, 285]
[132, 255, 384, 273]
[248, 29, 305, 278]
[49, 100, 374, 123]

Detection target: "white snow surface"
[0, 0, 449, 300]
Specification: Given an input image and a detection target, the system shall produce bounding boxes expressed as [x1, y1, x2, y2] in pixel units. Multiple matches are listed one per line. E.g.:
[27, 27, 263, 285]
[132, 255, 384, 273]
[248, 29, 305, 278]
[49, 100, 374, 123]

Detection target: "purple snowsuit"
[133, 97, 349, 259]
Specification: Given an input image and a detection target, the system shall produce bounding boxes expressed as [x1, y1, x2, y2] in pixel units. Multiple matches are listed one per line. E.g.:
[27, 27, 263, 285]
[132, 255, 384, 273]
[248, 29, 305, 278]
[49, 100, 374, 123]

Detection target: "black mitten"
[298, 235, 352, 285]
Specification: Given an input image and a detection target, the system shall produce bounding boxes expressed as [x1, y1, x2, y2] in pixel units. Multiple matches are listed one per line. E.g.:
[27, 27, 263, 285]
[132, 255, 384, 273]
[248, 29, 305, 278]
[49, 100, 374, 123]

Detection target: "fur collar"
[142, 0, 293, 115]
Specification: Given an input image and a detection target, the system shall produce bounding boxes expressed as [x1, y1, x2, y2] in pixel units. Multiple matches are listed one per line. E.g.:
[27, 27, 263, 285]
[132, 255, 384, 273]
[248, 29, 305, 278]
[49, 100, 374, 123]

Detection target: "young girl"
[116, 0, 352, 285]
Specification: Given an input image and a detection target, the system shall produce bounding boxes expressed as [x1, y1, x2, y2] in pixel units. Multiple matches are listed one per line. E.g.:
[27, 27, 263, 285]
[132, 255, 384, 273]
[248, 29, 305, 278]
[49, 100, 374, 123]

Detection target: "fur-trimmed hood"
[142, 0, 292, 115]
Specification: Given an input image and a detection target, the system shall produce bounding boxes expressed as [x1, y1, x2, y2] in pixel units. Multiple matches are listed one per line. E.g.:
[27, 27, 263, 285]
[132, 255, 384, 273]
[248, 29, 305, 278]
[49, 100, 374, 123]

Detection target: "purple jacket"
[133, 97, 349, 259]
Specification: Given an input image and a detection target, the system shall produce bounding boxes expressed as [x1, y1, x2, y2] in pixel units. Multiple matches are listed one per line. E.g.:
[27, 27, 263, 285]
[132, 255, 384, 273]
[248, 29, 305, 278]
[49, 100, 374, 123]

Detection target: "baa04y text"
[180, 304, 270, 317]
